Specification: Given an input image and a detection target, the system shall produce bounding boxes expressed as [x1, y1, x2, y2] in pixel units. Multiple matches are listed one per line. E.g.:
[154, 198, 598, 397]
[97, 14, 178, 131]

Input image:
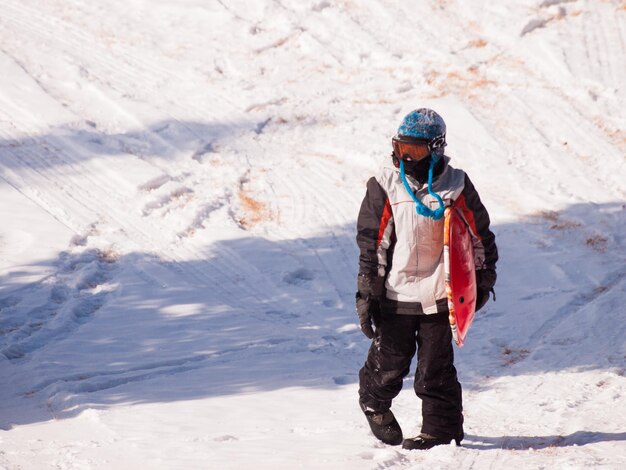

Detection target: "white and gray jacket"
[356, 157, 498, 315]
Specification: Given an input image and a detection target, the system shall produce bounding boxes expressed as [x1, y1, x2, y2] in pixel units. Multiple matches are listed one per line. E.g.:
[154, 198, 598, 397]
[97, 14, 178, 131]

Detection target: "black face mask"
[402, 157, 433, 181]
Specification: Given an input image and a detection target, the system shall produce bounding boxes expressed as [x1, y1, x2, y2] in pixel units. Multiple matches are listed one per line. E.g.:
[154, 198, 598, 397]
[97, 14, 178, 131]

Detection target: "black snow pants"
[358, 311, 464, 440]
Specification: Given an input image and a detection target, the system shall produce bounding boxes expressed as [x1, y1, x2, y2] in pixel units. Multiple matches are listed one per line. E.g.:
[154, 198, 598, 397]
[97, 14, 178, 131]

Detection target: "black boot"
[359, 401, 403, 446]
[402, 433, 462, 450]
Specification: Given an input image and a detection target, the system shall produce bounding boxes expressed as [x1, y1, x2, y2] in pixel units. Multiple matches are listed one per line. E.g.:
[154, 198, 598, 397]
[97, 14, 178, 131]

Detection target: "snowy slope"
[1, 0, 625, 468]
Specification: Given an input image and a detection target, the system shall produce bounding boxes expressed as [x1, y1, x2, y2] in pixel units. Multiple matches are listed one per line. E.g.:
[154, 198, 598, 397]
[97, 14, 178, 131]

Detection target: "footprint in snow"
[265, 310, 299, 320]
[138, 174, 171, 192]
[0, 296, 21, 311]
[1, 246, 117, 360]
[283, 268, 315, 286]
[332, 375, 355, 385]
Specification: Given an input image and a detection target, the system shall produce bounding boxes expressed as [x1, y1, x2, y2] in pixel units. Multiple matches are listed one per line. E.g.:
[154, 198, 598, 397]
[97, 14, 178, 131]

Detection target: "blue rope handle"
[399, 153, 445, 220]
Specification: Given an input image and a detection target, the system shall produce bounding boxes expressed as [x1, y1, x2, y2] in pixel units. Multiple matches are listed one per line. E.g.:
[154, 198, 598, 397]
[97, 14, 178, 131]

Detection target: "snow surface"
[1, 0, 625, 468]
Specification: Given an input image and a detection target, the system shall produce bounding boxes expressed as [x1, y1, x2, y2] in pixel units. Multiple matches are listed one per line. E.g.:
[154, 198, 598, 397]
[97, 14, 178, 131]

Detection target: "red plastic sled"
[444, 206, 477, 347]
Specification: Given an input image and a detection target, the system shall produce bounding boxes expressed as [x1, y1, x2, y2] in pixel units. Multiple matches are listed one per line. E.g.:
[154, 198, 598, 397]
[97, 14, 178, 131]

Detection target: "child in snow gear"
[355, 108, 498, 450]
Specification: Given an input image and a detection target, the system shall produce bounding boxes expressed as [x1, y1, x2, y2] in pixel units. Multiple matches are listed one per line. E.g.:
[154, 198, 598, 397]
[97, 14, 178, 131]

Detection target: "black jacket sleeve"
[457, 174, 498, 272]
[356, 177, 391, 278]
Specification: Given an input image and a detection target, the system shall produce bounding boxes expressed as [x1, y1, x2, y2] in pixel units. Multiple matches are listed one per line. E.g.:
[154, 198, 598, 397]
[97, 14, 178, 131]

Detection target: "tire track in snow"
[0, 0, 251, 140]
[426, 1, 625, 165]
[581, 5, 623, 90]
[3, 0, 360, 312]
[0, 9, 288, 309]
[446, 56, 623, 202]
[2, 146, 278, 314]
[0, 81, 271, 309]
[0, 142, 254, 307]
[0, 16, 239, 235]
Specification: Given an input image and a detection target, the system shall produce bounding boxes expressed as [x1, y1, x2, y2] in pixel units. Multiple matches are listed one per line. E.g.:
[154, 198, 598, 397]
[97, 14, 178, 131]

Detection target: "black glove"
[476, 288, 490, 311]
[355, 273, 383, 339]
[476, 268, 496, 311]
[356, 292, 380, 339]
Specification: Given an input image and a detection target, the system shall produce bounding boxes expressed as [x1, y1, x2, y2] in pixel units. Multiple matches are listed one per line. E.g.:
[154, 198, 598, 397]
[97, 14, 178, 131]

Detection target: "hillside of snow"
[1, 0, 625, 468]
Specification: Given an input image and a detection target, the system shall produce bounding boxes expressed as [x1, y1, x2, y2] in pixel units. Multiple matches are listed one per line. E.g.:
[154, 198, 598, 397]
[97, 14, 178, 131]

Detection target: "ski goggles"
[392, 137, 431, 161]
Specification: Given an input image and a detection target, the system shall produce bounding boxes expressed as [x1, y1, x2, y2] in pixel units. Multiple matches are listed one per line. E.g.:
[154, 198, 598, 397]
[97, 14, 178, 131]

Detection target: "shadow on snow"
[464, 430, 626, 450]
[0, 118, 273, 169]
[0, 191, 624, 434]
